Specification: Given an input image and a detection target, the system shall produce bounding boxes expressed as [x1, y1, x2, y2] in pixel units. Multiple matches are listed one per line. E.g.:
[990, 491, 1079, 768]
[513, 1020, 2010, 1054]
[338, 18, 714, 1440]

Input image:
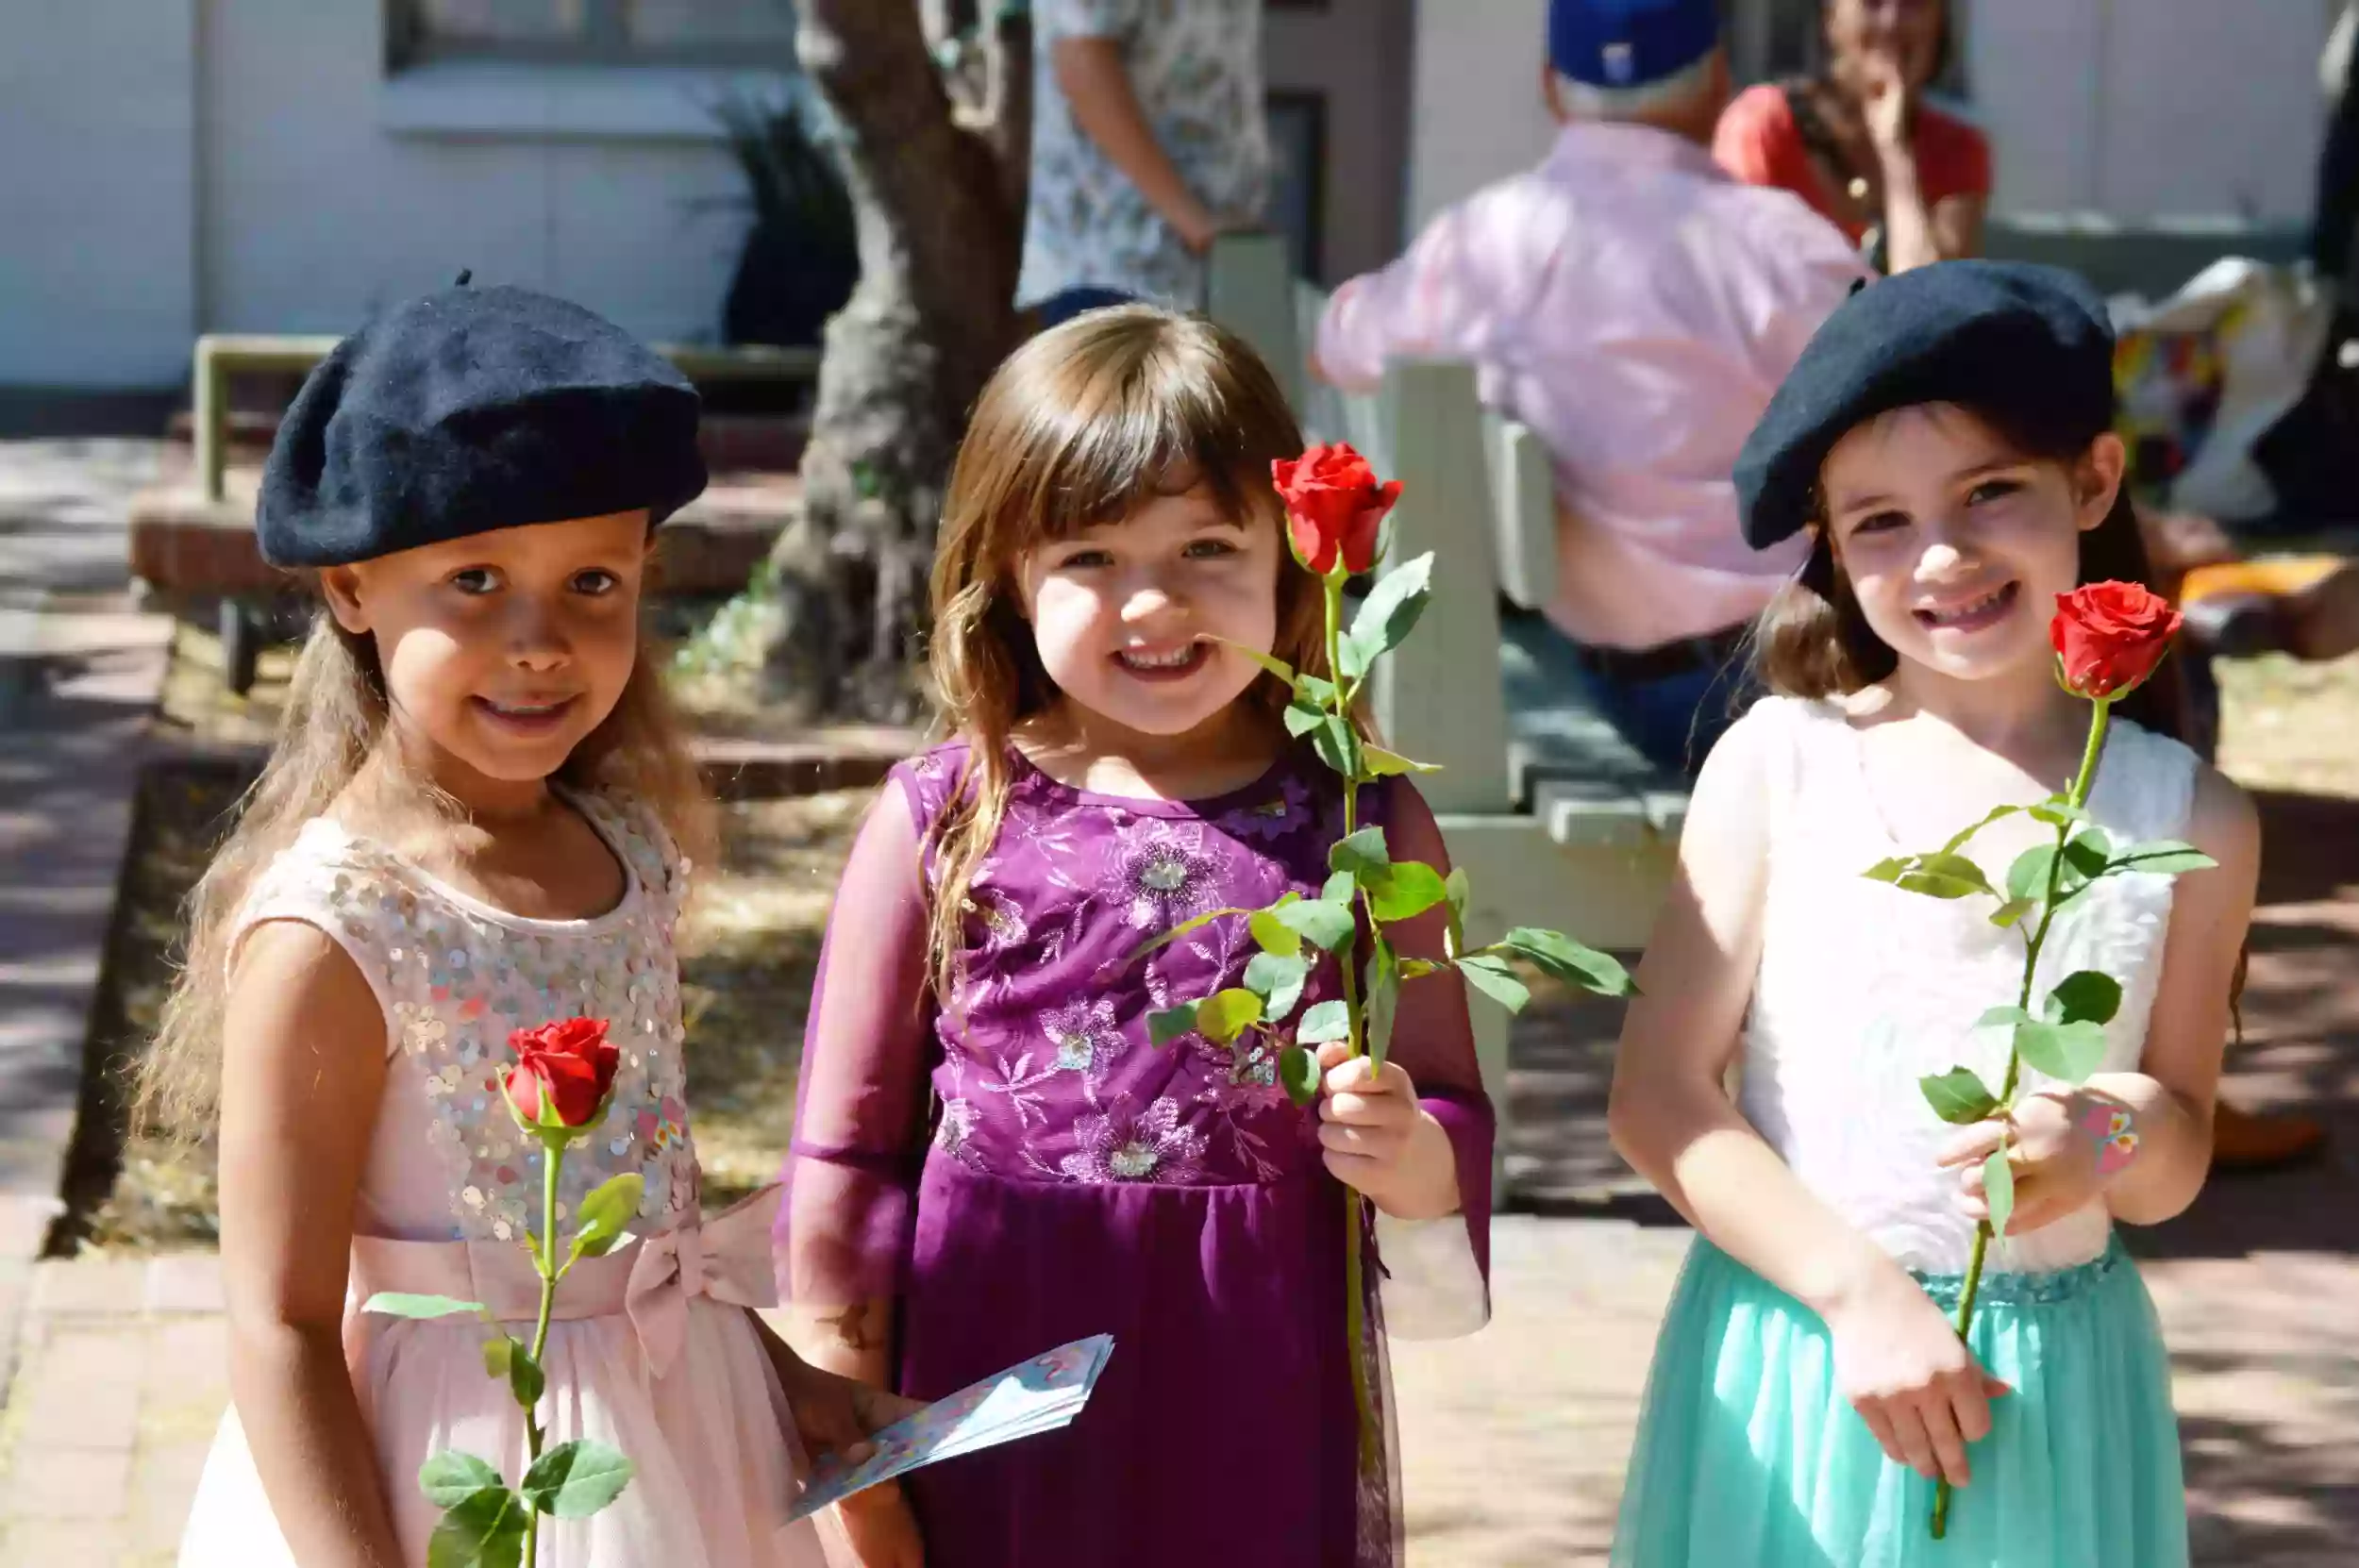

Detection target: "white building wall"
[197, 1, 756, 346]
[0, 0, 200, 386]
[1407, 0, 2341, 236]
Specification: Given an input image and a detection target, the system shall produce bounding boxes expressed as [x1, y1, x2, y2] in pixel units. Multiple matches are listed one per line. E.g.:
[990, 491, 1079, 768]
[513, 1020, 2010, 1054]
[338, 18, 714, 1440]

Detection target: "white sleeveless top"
[1736, 695, 2199, 1277]
[229, 790, 702, 1243]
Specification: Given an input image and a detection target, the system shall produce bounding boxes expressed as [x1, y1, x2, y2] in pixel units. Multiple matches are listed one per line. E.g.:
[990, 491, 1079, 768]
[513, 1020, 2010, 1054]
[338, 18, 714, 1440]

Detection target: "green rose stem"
[1930, 696, 2112, 1541]
[1319, 570, 1381, 1476]
[520, 1127, 566, 1568]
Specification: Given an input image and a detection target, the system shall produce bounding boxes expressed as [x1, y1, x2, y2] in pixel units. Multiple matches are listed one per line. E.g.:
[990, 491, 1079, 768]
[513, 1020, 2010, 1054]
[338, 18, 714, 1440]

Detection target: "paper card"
[785, 1335, 1115, 1523]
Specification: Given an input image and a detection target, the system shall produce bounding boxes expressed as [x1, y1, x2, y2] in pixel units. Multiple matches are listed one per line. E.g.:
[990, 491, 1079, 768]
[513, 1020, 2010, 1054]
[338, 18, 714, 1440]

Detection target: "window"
[391, 0, 800, 69]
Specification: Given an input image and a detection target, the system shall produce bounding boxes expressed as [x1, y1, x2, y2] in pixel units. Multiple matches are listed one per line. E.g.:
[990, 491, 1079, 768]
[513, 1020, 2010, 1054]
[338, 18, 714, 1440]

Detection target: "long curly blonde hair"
[922, 306, 1330, 1002]
[133, 609, 712, 1156]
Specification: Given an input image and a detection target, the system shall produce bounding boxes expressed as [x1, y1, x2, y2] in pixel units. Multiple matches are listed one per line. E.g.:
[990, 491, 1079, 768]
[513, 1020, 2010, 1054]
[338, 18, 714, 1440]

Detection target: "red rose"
[2050, 581, 2183, 699]
[506, 1016, 618, 1129]
[1271, 442, 1402, 576]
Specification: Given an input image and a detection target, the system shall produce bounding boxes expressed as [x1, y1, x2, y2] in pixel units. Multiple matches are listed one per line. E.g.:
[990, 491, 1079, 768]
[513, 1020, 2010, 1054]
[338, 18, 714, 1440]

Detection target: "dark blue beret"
[1733, 260, 2117, 550]
[259, 284, 706, 568]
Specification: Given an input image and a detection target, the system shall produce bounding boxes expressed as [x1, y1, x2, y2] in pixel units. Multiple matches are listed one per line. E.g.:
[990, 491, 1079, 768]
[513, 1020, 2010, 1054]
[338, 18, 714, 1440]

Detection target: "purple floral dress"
[775, 742, 1494, 1568]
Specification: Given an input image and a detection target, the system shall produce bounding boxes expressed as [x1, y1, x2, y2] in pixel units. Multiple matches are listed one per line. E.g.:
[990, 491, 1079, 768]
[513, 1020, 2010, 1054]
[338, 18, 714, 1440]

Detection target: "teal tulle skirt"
[1611, 1236, 2187, 1568]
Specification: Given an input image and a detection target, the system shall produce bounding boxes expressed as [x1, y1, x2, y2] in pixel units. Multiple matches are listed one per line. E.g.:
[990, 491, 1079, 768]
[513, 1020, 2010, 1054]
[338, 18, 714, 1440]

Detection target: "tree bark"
[766, 0, 1028, 719]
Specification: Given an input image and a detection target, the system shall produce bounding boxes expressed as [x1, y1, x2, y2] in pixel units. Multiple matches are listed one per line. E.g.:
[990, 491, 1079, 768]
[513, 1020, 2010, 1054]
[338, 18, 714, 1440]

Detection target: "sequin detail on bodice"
[231, 792, 698, 1243]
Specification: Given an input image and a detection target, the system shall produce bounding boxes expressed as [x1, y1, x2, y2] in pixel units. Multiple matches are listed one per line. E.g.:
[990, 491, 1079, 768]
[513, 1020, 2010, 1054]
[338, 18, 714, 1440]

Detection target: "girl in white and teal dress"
[1606, 261, 2260, 1568]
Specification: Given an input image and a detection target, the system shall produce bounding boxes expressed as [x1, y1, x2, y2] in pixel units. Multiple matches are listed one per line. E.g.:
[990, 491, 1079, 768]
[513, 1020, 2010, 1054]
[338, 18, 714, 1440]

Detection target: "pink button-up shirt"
[1317, 122, 1866, 651]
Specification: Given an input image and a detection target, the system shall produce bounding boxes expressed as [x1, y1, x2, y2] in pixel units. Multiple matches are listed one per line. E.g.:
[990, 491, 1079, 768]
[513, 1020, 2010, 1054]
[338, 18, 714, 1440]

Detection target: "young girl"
[773, 306, 1496, 1568]
[1607, 261, 2259, 1567]
[154, 284, 910, 1568]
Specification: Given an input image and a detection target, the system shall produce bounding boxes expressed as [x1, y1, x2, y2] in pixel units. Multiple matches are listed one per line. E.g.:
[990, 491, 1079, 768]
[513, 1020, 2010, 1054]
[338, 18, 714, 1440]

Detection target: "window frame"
[387, 0, 801, 72]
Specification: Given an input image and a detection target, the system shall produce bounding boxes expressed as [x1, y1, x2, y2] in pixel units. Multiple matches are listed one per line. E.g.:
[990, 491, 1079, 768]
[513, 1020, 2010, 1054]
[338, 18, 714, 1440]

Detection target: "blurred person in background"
[1714, 0, 1987, 274]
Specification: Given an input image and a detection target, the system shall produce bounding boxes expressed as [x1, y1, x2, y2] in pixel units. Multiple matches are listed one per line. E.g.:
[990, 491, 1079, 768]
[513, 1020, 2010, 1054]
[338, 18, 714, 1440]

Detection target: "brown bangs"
[1002, 311, 1294, 548]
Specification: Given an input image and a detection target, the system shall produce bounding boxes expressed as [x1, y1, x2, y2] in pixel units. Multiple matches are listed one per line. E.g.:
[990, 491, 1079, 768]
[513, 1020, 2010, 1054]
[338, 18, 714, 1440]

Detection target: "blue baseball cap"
[1548, 0, 1721, 90]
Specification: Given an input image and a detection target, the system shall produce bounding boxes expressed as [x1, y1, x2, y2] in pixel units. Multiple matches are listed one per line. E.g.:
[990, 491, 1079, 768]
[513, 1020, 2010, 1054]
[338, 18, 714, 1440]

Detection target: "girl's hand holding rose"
[1939, 1089, 2139, 1237]
[1822, 1264, 2011, 1489]
[1313, 1041, 1460, 1221]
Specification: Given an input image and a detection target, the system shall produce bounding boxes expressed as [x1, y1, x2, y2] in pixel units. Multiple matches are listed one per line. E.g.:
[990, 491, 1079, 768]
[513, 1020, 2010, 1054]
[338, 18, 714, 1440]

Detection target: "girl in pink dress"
[153, 283, 909, 1568]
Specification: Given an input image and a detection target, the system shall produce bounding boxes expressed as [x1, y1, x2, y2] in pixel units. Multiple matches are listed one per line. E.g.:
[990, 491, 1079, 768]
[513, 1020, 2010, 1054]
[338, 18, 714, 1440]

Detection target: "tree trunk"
[765, 0, 1028, 719]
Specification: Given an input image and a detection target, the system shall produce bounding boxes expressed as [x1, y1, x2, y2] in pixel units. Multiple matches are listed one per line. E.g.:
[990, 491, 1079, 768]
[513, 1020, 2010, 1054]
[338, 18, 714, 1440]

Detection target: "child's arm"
[1607, 714, 2001, 1491]
[773, 782, 936, 1563]
[1943, 764, 2261, 1234]
[217, 922, 405, 1568]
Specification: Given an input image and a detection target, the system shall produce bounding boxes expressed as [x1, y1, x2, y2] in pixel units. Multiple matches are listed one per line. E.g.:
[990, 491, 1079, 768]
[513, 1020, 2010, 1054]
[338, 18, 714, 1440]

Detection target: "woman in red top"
[1714, 0, 1988, 274]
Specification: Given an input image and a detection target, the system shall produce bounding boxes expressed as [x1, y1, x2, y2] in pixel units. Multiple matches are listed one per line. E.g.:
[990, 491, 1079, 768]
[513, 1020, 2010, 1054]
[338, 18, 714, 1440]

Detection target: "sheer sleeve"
[1369, 777, 1496, 1334]
[771, 775, 936, 1307]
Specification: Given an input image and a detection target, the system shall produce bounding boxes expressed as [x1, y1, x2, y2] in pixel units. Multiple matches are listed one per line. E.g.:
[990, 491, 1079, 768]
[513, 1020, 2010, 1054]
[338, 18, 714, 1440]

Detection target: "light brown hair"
[133, 607, 712, 1155]
[923, 305, 1331, 1001]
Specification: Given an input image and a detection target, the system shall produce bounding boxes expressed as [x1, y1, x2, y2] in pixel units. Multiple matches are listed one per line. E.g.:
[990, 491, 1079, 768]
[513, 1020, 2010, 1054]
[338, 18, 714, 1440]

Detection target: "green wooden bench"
[1207, 235, 1686, 1188]
[142, 333, 823, 692]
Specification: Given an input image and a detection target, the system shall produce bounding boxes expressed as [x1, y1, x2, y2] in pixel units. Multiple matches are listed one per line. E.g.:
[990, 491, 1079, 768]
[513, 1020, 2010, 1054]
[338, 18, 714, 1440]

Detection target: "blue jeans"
[1031, 287, 1139, 329]
[1501, 611, 1753, 781]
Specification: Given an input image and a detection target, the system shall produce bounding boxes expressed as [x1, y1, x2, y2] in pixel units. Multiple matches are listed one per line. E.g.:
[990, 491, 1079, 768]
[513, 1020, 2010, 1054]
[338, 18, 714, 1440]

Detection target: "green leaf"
[1283, 698, 1326, 739]
[521, 1439, 636, 1519]
[1248, 908, 1300, 957]
[1343, 552, 1435, 674]
[1243, 951, 1311, 1022]
[1363, 744, 1442, 776]
[427, 1486, 527, 1568]
[1322, 871, 1356, 906]
[1120, 906, 1250, 967]
[1337, 625, 1375, 683]
[1147, 1003, 1199, 1048]
[365, 1293, 488, 1322]
[1369, 860, 1449, 924]
[1330, 826, 1392, 881]
[1304, 713, 1359, 777]
[420, 1450, 508, 1510]
[2045, 970, 2123, 1027]
[1976, 1005, 2034, 1032]
[481, 1334, 516, 1382]
[1941, 804, 2022, 857]
[1194, 989, 1264, 1044]
[1225, 642, 1297, 684]
[1498, 927, 1634, 997]
[2063, 829, 2112, 881]
[508, 1343, 544, 1410]
[1443, 866, 1471, 959]
[1275, 898, 1356, 952]
[1294, 672, 1339, 707]
[1988, 897, 2038, 929]
[1297, 999, 1351, 1045]
[1279, 1045, 1322, 1108]
[2109, 838, 2218, 876]
[1454, 953, 1531, 1013]
[2027, 799, 2091, 829]
[2012, 1019, 2110, 1083]
[2007, 845, 2063, 903]
[1365, 938, 1402, 1068]
[566, 1173, 644, 1265]
[1865, 852, 1997, 901]
[1919, 1067, 2001, 1126]
[1983, 1147, 2016, 1237]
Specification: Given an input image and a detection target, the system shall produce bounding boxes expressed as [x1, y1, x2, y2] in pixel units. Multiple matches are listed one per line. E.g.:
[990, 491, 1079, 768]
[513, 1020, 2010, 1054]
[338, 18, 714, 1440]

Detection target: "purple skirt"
[899, 1151, 1375, 1567]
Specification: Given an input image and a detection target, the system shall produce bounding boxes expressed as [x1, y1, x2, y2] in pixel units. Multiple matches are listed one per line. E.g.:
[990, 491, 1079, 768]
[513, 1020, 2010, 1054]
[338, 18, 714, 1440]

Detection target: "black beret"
[259, 284, 706, 568]
[1733, 260, 2116, 549]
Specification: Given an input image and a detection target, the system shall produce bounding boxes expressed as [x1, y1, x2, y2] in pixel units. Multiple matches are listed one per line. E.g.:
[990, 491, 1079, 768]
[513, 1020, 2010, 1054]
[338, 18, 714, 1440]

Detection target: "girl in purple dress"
[772, 307, 1496, 1568]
